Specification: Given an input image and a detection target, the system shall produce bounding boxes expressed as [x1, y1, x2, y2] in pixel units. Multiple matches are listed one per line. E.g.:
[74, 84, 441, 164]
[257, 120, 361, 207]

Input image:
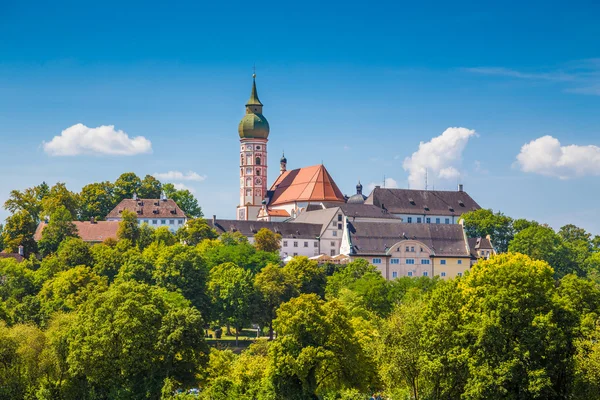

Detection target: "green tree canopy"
[38, 206, 78, 257]
[254, 228, 282, 253]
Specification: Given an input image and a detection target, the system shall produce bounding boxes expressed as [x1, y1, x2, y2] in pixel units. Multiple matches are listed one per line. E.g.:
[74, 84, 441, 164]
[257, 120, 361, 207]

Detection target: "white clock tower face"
[246, 144, 252, 151]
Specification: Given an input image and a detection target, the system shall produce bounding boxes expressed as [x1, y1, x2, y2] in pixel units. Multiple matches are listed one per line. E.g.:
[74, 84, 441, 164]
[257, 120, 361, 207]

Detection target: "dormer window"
[409, 198, 416, 205]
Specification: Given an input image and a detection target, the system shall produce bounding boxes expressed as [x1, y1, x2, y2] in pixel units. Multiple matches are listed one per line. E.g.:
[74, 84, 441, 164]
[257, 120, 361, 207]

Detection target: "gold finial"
[253, 64, 256, 79]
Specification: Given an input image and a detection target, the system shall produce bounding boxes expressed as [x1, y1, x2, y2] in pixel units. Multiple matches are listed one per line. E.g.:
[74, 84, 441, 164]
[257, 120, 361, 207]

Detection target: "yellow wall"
[432, 257, 471, 279]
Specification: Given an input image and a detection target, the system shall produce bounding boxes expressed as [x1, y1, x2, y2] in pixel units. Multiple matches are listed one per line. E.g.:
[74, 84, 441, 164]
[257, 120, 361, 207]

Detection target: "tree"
[455, 254, 574, 399]
[38, 265, 107, 316]
[254, 228, 282, 253]
[1, 210, 38, 256]
[139, 175, 162, 199]
[208, 262, 255, 345]
[461, 209, 514, 252]
[379, 295, 426, 400]
[4, 186, 45, 223]
[283, 256, 326, 298]
[57, 237, 93, 269]
[176, 218, 217, 246]
[269, 294, 374, 398]
[509, 225, 580, 277]
[117, 209, 140, 244]
[38, 206, 78, 257]
[151, 244, 211, 319]
[254, 263, 297, 340]
[152, 226, 177, 246]
[41, 183, 80, 219]
[113, 172, 142, 202]
[66, 281, 209, 397]
[163, 183, 203, 218]
[79, 181, 115, 221]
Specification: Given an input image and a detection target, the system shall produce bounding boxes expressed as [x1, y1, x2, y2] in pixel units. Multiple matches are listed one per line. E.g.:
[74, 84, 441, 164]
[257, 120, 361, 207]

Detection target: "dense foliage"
[2, 187, 600, 399]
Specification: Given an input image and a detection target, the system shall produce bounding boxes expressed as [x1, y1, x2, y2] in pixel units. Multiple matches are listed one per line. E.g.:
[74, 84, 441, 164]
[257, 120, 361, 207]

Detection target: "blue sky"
[1, 0, 599, 233]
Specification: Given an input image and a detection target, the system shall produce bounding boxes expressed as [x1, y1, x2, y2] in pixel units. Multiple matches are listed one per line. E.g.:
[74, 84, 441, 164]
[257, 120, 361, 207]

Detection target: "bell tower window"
[255, 157, 261, 165]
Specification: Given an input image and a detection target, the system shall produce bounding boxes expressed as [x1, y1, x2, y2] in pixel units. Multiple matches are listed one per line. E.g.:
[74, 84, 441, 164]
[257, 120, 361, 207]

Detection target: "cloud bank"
[43, 124, 152, 156]
[516, 135, 600, 179]
[403, 127, 476, 189]
[154, 171, 206, 182]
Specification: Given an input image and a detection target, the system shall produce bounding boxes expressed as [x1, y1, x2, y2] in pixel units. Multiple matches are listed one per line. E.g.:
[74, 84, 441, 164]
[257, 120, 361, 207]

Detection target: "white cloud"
[154, 170, 206, 182]
[474, 160, 489, 174]
[403, 127, 477, 189]
[516, 135, 600, 179]
[367, 178, 399, 191]
[43, 123, 152, 156]
[171, 183, 196, 193]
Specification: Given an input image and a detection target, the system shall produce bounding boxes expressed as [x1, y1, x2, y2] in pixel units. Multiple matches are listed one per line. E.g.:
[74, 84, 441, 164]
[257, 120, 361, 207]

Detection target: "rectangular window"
[330, 241, 335, 246]
[283, 241, 288, 247]
[426, 217, 431, 223]
[458, 260, 462, 264]
[423, 271, 428, 277]
[161, 220, 166, 224]
[405, 246, 410, 252]
[333, 231, 337, 237]
[457, 272, 462, 277]
[406, 259, 415, 265]
[169, 220, 174, 224]
[391, 258, 400, 264]
[152, 220, 157, 225]
[338, 214, 342, 222]
[332, 221, 337, 227]
[417, 217, 422, 223]
[408, 271, 413, 277]
[407, 217, 412, 223]
[330, 249, 336, 256]
[304, 242, 308, 247]
[435, 218, 440, 224]
[293, 252, 298, 256]
[440, 260, 446, 265]
[421, 259, 430, 264]
[293, 241, 298, 247]
[410, 246, 415, 252]
[372, 258, 382, 264]
[445, 218, 450, 224]
[338, 223, 342, 229]
[314, 242, 318, 247]
[178, 220, 183, 224]
[441, 272, 446, 277]
[392, 271, 398, 278]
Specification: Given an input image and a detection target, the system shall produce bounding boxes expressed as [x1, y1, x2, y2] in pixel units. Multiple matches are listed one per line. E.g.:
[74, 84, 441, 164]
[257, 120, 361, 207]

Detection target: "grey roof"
[107, 198, 186, 219]
[208, 219, 322, 239]
[468, 237, 494, 258]
[347, 221, 469, 257]
[318, 202, 401, 220]
[291, 208, 339, 235]
[364, 188, 480, 216]
[347, 193, 367, 204]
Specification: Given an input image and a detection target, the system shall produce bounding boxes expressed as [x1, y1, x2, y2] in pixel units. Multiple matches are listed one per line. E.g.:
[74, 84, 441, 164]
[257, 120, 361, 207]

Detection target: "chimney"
[18, 245, 24, 256]
[212, 215, 216, 225]
[458, 184, 464, 192]
[133, 192, 138, 200]
[161, 191, 167, 201]
[90, 216, 96, 224]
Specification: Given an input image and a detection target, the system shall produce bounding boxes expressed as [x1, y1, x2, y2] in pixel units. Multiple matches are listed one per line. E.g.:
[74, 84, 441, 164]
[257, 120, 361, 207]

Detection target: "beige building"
[340, 219, 474, 280]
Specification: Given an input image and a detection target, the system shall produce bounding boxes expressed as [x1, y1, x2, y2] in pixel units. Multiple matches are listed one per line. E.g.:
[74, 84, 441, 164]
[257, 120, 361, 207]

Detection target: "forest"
[1, 176, 600, 399]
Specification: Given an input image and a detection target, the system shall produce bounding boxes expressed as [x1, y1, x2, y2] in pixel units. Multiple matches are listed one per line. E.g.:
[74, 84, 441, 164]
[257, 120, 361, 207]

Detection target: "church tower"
[237, 74, 269, 221]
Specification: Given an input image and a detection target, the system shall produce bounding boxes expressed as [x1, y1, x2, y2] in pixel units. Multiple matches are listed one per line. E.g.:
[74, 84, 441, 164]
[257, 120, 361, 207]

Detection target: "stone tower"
[236, 74, 269, 221]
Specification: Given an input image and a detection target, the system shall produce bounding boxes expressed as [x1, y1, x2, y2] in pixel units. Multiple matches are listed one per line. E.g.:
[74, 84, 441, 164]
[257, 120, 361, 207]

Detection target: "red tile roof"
[0, 252, 25, 262]
[106, 198, 186, 219]
[268, 165, 345, 206]
[34, 221, 120, 243]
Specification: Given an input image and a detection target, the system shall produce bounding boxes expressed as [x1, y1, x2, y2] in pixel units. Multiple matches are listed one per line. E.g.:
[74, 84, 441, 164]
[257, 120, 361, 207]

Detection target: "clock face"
[245, 145, 252, 150]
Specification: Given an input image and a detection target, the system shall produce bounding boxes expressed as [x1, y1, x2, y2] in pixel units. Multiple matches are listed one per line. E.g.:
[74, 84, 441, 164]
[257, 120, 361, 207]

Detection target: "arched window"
[246, 178, 252, 187]
[255, 156, 261, 165]
[240, 155, 244, 165]
[256, 169, 261, 176]
[245, 189, 252, 196]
